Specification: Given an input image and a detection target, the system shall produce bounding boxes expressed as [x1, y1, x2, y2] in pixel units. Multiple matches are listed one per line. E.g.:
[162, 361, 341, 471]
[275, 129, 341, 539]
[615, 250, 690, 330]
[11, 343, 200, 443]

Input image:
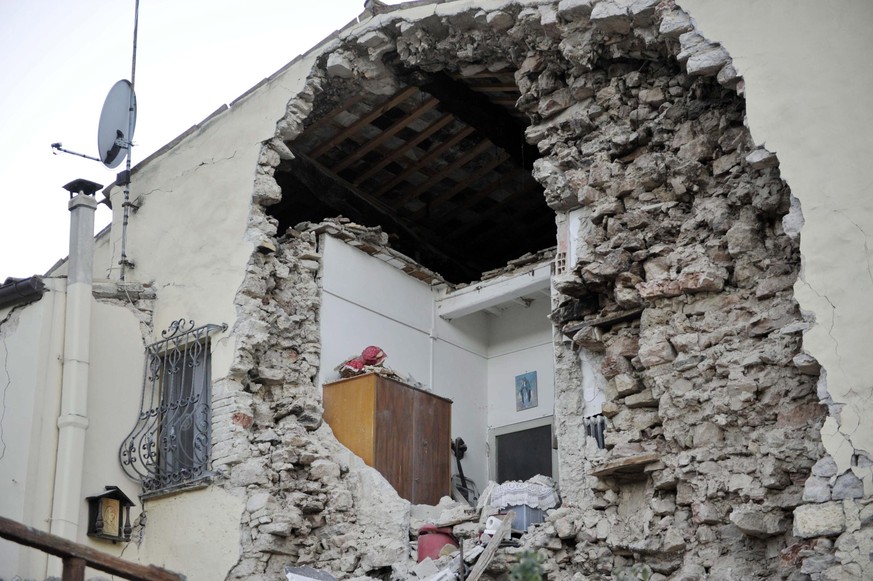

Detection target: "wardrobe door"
[374, 377, 415, 501]
[412, 390, 452, 504]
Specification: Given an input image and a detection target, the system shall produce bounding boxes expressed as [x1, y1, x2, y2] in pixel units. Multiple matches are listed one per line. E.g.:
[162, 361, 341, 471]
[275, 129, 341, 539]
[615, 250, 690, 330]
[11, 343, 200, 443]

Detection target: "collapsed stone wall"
[210, 1, 867, 579]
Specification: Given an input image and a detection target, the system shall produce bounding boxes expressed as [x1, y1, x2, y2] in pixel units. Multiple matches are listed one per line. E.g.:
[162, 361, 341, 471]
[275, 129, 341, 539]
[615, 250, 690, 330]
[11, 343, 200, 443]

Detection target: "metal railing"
[0, 515, 184, 581]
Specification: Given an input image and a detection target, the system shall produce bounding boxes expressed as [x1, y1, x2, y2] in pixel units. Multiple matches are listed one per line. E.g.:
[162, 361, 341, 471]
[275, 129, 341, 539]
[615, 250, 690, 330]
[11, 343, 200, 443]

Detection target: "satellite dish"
[98, 80, 137, 169]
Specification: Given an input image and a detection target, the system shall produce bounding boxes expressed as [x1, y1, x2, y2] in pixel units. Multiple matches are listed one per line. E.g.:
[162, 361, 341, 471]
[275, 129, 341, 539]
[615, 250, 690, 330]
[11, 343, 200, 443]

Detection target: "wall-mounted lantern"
[86, 486, 135, 542]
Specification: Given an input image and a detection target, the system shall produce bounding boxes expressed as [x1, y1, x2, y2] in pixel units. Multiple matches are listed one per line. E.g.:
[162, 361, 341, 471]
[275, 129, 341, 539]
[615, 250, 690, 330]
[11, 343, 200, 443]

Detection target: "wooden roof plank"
[352, 113, 455, 187]
[370, 125, 476, 198]
[309, 86, 419, 160]
[388, 138, 493, 208]
[331, 97, 439, 173]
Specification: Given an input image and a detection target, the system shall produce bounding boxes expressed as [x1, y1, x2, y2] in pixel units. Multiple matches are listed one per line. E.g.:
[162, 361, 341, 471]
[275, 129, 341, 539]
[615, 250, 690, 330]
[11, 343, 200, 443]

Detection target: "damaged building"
[2, 1, 873, 580]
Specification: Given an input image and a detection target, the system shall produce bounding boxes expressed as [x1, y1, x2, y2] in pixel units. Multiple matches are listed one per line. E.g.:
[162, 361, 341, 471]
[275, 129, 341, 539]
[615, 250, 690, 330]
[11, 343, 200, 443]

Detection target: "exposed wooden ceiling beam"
[469, 85, 520, 93]
[388, 138, 493, 209]
[303, 94, 365, 136]
[370, 126, 476, 198]
[385, 57, 539, 171]
[352, 113, 455, 187]
[285, 148, 481, 281]
[331, 97, 439, 173]
[309, 86, 419, 160]
[421, 150, 510, 214]
[427, 167, 525, 222]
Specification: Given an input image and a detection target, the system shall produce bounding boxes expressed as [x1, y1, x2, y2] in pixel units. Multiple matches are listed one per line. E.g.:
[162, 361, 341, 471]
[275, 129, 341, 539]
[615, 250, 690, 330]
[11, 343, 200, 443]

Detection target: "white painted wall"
[0, 284, 63, 578]
[486, 298, 555, 430]
[319, 235, 439, 387]
[319, 235, 492, 488]
[319, 236, 558, 490]
[680, 0, 873, 489]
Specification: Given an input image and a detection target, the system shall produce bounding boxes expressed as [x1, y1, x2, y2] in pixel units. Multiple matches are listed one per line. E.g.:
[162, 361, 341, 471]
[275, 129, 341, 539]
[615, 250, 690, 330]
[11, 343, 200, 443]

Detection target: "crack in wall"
[835, 209, 873, 286]
[0, 305, 22, 461]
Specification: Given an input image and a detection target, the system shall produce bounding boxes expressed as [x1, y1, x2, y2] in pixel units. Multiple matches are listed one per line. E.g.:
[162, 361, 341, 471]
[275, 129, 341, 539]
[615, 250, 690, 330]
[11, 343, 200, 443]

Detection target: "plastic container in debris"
[417, 524, 458, 562]
[506, 504, 546, 531]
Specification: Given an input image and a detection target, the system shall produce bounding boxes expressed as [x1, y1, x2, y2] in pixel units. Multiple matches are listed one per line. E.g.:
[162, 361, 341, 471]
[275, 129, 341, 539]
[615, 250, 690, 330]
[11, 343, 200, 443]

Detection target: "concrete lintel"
[436, 263, 551, 319]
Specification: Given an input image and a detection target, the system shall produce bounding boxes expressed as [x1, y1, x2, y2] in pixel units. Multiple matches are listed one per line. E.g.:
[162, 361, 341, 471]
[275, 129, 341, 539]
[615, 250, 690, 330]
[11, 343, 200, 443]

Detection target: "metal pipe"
[119, 0, 140, 281]
[48, 191, 97, 575]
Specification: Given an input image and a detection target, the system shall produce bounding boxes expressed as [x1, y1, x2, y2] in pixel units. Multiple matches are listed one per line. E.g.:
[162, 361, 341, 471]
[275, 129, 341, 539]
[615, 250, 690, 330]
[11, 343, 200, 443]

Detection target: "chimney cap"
[63, 178, 104, 198]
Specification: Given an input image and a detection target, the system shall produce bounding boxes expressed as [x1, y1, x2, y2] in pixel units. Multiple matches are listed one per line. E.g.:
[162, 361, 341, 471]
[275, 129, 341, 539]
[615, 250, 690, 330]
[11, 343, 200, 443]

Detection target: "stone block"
[686, 47, 730, 77]
[832, 472, 864, 500]
[613, 373, 642, 397]
[793, 352, 822, 375]
[557, 0, 594, 20]
[658, 10, 693, 38]
[692, 422, 723, 447]
[554, 516, 578, 539]
[486, 10, 514, 31]
[803, 476, 832, 503]
[812, 456, 838, 478]
[638, 340, 676, 368]
[745, 148, 778, 170]
[625, 389, 657, 408]
[309, 459, 340, 482]
[590, 1, 631, 35]
[730, 507, 790, 538]
[793, 502, 846, 538]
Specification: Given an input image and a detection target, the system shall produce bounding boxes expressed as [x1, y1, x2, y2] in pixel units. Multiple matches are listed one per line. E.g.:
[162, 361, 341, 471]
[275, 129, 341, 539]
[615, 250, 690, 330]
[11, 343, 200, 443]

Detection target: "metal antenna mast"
[120, 0, 140, 281]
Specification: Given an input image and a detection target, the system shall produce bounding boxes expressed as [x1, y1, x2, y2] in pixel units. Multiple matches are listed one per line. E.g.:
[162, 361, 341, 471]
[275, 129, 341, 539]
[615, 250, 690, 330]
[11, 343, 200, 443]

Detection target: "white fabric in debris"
[490, 476, 560, 510]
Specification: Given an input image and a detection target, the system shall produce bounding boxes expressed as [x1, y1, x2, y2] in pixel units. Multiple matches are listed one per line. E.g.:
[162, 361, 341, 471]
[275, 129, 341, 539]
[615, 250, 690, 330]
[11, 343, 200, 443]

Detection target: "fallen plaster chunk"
[326, 51, 354, 79]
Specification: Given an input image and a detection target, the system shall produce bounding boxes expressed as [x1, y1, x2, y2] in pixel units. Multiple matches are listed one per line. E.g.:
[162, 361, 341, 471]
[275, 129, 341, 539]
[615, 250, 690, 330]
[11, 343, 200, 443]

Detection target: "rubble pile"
[214, 1, 867, 578]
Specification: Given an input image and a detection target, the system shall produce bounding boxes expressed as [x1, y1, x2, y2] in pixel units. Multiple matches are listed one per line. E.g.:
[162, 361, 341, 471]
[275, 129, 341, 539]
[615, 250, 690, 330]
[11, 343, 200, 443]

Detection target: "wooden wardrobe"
[322, 373, 451, 505]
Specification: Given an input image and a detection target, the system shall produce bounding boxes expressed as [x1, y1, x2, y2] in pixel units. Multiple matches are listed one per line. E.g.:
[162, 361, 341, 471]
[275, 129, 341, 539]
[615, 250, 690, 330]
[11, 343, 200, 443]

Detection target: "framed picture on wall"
[515, 371, 538, 411]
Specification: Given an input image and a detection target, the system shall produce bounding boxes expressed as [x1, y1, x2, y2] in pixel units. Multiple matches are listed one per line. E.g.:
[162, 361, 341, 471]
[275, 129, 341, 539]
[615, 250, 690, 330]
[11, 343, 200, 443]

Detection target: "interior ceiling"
[271, 62, 556, 284]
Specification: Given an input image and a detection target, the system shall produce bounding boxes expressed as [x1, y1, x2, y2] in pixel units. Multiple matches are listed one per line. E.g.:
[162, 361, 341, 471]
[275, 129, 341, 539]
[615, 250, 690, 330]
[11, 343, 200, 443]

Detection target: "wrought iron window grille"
[119, 319, 226, 497]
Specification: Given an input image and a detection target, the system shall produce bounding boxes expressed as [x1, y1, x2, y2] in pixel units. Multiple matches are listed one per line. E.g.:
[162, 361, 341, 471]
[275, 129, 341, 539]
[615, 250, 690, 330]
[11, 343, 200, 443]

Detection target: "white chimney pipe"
[48, 180, 100, 560]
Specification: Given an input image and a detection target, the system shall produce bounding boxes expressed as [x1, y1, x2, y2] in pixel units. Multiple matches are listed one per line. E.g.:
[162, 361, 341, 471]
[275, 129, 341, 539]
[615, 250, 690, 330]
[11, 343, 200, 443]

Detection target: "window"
[489, 417, 558, 484]
[120, 319, 226, 496]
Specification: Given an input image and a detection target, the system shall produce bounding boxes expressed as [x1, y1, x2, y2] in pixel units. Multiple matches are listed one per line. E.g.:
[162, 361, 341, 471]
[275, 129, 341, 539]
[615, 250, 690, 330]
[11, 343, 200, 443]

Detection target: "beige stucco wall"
[0, 282, 64, 578]
[681, 0, 873, 486]
[102, 47, 329, 381]
[86, 46, 330, 579]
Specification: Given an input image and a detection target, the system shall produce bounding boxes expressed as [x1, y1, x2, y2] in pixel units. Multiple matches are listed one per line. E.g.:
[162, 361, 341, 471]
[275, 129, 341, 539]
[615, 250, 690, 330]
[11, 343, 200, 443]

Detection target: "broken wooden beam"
[465, 511, 514, 581]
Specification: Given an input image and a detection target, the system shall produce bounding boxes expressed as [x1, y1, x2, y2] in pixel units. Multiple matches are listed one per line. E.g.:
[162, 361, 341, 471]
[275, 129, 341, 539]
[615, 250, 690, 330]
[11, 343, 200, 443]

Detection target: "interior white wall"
[318, 235, 491, 489]
[319, 235, 440, 387]
[319, 236, 558, 491]
[486, 298, 555, 431]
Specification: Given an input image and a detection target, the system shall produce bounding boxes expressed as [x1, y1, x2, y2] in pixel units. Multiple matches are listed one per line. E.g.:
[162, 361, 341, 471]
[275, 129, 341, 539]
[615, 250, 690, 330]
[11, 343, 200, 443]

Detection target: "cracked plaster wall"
[0, 289, 62, 578]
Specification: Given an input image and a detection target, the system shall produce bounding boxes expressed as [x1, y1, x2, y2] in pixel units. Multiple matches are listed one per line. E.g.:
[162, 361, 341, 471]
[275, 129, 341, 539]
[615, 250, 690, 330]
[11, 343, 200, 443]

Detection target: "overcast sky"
[0, 0, 402, 281]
